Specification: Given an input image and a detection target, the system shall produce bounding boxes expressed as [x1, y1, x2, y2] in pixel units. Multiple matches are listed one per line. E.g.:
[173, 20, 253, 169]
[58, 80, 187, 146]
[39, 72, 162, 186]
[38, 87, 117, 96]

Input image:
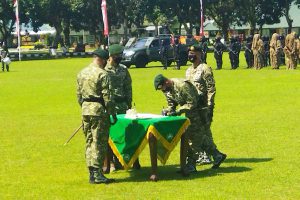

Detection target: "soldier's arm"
[176, 83, 198, 114]
[164, 92, 177, 112]
[124, 69, 132, 108]
[100, 73, 116, 115]
[76, 75, 83, 106]
[203, 67, 216, 107]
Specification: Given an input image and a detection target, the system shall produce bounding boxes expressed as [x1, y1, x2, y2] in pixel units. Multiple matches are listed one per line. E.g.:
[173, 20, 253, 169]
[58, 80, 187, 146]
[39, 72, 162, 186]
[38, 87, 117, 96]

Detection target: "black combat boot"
[88, 167, 95, 183]
[92, 167, 115, 184]
[212, 149, 227, 169]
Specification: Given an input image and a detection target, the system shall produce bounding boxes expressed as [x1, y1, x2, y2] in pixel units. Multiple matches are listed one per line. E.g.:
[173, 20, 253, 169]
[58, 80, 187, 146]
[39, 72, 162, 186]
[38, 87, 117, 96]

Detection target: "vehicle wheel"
[135, 55, 147, 68]
[167, 60, 173, 66]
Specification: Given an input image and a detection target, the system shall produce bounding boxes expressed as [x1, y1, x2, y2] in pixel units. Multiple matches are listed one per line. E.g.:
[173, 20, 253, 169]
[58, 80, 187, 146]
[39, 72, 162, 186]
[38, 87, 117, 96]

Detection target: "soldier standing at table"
[252, 34, 264, 70]
[185, 45, 226, 167]
[154, 74, 226, 173]
[105, 44, 141, 171]
[284, 32, 297, 69]
[199, 36, 208, 64]
[269, 33, 281, 69]
[244, 35, 254, 68]
[213, 36, 226, 70]
[76, 49, 116, 184]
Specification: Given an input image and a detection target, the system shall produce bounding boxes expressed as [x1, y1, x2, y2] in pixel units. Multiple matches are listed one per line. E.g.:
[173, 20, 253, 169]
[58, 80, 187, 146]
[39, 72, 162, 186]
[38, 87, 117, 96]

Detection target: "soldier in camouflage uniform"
[76, 49, 116, 184]
[104, 44, 141, 171]
[186, 45, 221, 165]
[269, 33, 281, 69]
[252, 34, 264, 70]
[154, 74, 226, 174]
[284, 32, 298, 69]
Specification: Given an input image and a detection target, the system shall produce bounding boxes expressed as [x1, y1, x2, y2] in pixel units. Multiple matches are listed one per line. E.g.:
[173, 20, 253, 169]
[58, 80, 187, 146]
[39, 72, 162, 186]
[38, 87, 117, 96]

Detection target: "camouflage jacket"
[77, 63, 115, 116]
[163, 78, 199, 115]
[105, 63, 132, 107]
[186, 63, 216, 107]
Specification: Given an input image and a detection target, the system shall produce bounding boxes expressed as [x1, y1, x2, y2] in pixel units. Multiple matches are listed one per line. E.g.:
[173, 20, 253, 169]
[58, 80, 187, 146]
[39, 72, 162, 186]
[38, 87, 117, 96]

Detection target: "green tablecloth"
[109, 114, 190, 169]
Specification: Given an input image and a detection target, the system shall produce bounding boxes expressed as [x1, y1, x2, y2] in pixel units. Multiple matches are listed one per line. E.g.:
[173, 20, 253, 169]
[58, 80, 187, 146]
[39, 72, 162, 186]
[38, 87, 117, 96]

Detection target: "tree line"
[1, 0, 300, 46]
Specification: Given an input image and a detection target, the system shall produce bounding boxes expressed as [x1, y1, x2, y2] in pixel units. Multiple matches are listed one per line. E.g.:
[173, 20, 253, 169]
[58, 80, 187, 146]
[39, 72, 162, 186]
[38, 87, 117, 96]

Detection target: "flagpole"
[101, 0, 109, 47]
[14, 0, 21, 61]
[199, 0, 204, 36]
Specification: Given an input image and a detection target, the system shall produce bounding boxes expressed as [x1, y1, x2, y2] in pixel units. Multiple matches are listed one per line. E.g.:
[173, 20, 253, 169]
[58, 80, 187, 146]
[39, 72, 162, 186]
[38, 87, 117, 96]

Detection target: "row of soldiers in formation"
[76, 43, 226, 183]
[200, 32, 300, 70]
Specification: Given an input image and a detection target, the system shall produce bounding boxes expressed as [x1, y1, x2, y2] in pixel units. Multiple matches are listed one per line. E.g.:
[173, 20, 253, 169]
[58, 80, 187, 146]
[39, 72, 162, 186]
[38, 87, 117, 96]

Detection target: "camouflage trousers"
[186, 108, 217, 165]
[82, 114, 110, 168]
[270, 49, 280, 69]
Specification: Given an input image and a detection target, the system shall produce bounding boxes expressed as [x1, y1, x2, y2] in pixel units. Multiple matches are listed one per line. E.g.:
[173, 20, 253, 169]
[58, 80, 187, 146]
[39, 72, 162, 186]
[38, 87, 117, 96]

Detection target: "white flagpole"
[15, 0, 21, 61]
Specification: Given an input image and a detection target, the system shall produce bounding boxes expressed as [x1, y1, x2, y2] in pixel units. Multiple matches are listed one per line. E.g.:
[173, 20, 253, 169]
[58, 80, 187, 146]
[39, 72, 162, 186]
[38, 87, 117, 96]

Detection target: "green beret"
[93, 48, 109, 59]
[108, 44, 124, 56]
[189, 44, 202, 52]
[154, 74, 167, 90]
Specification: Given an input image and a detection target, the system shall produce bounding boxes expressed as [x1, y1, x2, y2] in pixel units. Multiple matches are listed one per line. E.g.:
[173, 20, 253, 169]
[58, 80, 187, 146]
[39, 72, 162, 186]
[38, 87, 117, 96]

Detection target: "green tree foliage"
[205, 0, 236, 41]
[0, 0, 30, 46]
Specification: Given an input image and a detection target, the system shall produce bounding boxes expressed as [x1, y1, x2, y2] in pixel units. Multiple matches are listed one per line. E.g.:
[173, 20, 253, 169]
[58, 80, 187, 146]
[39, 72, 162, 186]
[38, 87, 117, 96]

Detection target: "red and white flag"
[101, 0, 109, 36]
[199, 0, 204, 36]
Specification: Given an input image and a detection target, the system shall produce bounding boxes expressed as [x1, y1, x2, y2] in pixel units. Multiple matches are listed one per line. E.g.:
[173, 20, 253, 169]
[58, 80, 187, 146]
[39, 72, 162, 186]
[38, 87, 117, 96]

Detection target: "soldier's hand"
[110, 114, 118, 125]
[167, 110, 178, 116]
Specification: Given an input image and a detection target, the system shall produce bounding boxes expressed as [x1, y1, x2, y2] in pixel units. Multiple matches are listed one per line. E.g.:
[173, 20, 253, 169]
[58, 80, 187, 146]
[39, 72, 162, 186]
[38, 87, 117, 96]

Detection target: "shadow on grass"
[224, 157, 273, 163]
[115, 164, 251, 183]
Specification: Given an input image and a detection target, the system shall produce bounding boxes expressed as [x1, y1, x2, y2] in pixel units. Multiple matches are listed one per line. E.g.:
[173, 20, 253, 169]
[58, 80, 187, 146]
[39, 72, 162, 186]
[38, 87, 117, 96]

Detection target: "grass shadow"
[224, 157, 273, 163]
[114, 164, 251, 183]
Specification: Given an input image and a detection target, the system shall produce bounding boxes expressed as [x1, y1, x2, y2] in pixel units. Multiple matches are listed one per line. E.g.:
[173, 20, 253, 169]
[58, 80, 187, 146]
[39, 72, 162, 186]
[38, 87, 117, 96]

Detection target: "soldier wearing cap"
[244, 35, 254, 68]
[104, 44, 141, 171]
[213, 36, 226, 70]
[76, 48, 116, 184]
[185, 45, 226, 165]
[154, 74, 226, 173]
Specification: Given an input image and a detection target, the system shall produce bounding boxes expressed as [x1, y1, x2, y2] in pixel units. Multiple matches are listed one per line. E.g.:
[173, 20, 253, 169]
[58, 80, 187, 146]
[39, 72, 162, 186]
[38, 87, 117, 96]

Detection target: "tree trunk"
[53, 23, 63, 48]
[63, 20, 70, 47]
[221, 24, 228, 42]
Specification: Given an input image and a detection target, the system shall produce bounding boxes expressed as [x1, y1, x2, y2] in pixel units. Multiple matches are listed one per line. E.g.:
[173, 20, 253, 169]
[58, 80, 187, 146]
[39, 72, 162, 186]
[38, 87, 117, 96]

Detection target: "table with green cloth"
[109, 114, 190, 170]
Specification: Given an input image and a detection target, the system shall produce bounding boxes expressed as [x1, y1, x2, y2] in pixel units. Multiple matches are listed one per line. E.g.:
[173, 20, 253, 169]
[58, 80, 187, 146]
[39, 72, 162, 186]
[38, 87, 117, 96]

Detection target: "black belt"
[83, 97, 106, 109]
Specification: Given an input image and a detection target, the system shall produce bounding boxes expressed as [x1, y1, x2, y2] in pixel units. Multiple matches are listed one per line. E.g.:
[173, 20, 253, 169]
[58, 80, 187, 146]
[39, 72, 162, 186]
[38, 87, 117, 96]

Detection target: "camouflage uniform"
[252, 34, 264, 70]
[284, 32, 297, 69]
[270, 33, 281, 69]
[186, 63, 216, 125]
[186, 63, 219, 165]
[77, 63, 115, 169]
[163, 79, 216, 164]
[105, 63, 132, 114]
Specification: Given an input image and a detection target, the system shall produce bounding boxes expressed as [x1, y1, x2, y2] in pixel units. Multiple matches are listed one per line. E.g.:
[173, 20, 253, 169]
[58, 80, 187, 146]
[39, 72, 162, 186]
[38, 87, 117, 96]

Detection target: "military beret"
[154, 74, 167, 90]
[93, 48, 109, 59]
[189, 44, 202, 52]
[108, 44, 124, 56]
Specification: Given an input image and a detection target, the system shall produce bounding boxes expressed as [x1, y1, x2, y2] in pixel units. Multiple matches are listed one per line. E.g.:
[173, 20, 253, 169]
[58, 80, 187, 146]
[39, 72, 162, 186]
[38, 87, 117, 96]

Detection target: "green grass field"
[0, 53, 300, 199]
